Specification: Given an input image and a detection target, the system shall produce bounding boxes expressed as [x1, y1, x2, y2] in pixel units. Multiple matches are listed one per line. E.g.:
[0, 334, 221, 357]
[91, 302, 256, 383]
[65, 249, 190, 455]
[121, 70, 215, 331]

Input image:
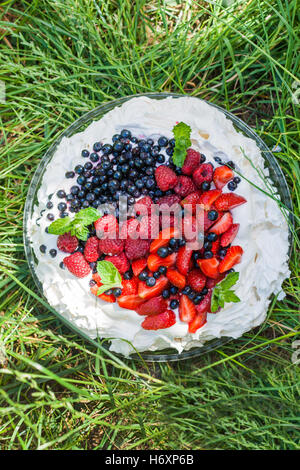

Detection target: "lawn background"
[0, 0, 299, 450]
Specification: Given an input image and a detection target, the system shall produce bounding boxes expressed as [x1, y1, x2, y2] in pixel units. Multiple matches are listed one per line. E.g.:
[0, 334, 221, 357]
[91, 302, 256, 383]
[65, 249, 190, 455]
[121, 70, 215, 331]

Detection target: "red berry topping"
[193, 163, 213, 187]
[220, 223, 240, 247]
[166, 268, 186, 290]
[179, 295, 197, 323]
[63, 252, 91, 278]
[136, 296, 168, 316]
[141, 309, 176, 330]
[105, 252, 130, 274]
[213, 165, 234, 189]
[125, 239, 151, 260]
[155, 165, 178, 192]
[214, 193, 247, 211]
[174, 176, 196, 197]
[182, 149, 202, 175]
[57, 232, 78, 253]
[98, 238, 124, 255]
[187, 269, 206, 292]
[197, 257, 220, 279]
[209, 212, 233, 235]
[84, 236, 100, 262]
[218, 246, 243, 273]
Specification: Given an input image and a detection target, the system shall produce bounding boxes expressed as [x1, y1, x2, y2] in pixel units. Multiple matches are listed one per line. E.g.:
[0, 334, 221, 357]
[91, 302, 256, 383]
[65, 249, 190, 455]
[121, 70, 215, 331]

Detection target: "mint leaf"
[48, 217, 72, 235]
[172, 122, 191, 167]
[96, 260, 122, 295]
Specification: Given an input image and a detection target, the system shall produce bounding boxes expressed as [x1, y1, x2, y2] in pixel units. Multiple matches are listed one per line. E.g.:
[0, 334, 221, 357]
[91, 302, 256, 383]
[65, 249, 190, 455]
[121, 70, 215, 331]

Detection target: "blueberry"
[206, 232, 218, 242]
[233, 176, 241, 184]
[162, 289, 170, 299]
[82, 149, 90, 158]
[46, 201, 53, 209]
[123, 270, 133, 280]
[39, 244, 46, 253]
[228, 181, 237, 191]
[157, 247, 169, 258]
[138, 271, 148, 281]
[65, 171, 75, 178]
[170, 299, 179, 309]
[57, 190, 66, 199]
[207, 210, 218, 221]
[49, 249, 57, 258]
[204, 251, 213, 259]
[146, 277, 156, 287]
[156, 154, 165, 163]
[120, 129, 131, 139]
[47, 213, 54, 221]
[58, 202, 67, 211]
[158, 136, 168, 147]
[201, 181, 211, 191]
[158, 266, 167, 275]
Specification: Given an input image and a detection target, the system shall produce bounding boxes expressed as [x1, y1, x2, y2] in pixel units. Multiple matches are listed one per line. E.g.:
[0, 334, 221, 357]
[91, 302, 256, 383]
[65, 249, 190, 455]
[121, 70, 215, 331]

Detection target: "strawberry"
[157, 193, 182, 211]
[94, 214, 118, 238]
[166, 269, 186, 289]
[188, 311, 207, 333]
[182, 149, 202, 175]
[118, 294, 145, 310]
[105, 252, 130, 274]
[176, 245, 193, 275]
[84, 236, 100, 262]
[193, 163, 214, 187]
[179, 295, 197, 323]
[197, 257, 220, 279]
[138, 276, 169, 300]
[135, 296, 168, 316]
[206, 273, 225, 288]
[219, 245, 243, 273]
[180, 191, 202, 213]
[121, 277, 138, 296]
[196, 289, 212, 314]
[209, 212, 233, 235]
[213, 165, 234, 189]
[155, 165, 178, 191]
[57, 232, 78, 253]
[98, 238, 124, 255]
[187, 269, 206, 292]
[141, 310, 176, 330]
[214, 193, 247, 211]
[63, 252, 91, 278]
[199, 190, 222, 210]
[147, 252, 177, 272]
[134, 196, 153, 216]
[125, 239, 151, 260]
[150, 227, 180, 254]
[220, 223, 240, 247]
[132, 258, 148, 277]
[174, 176, 196, 197]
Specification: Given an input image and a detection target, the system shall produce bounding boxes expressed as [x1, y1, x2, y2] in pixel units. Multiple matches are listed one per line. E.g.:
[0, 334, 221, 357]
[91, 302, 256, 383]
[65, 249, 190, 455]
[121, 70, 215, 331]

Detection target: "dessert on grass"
[29, 96, 290, 356]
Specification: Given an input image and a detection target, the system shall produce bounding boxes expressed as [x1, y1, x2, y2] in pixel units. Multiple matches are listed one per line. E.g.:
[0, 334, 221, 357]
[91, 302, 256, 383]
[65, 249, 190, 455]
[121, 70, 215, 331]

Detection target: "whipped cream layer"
[28, 96, 290, 357]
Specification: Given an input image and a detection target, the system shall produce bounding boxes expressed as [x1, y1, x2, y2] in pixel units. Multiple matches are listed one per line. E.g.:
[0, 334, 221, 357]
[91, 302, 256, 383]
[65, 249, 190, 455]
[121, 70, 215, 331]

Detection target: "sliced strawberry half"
[219, 246, 243, 273]
[141, 309, 176, 330]
[138, 276, 169, 300]
[197, 257, 220, 279]
[176, 245, 193, 276]
[214, 193, 247, 211]
[150, 227, 180, 254]
[136, 296, 168, 316]
[179, 295, 197, 323]
[188, 311, 207, 333]
[131, 258, 148, 277]
[209, 212, 233, 235]
[166, 269, 186, 290]
[199, 189, 222, 210]
[220, 223, 240, 247]
[213, 165, 234, 189]
[147, 252, 177, 272]
[117, 294, 145, 310]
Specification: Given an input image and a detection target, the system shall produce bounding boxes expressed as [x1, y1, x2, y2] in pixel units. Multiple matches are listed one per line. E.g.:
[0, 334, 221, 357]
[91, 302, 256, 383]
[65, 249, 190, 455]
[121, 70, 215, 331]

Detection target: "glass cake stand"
[23, 93, 293, 362]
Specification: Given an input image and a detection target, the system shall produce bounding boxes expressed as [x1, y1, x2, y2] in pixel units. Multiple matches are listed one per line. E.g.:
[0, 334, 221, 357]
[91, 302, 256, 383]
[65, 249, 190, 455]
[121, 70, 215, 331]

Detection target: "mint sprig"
[96, 260, 122, 295]
[172, 121, 192, 167]
[210, 272, 241, 313]
[48, 207, 101, 241]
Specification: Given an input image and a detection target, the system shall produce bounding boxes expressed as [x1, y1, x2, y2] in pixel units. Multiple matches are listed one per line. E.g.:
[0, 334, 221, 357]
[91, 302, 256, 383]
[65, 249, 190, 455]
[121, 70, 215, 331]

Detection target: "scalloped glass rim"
[23, 92, 293, 363]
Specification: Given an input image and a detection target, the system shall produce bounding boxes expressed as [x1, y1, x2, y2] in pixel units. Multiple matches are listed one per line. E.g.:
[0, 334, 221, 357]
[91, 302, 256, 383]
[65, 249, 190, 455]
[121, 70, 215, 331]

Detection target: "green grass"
[0, 0, 299, 450]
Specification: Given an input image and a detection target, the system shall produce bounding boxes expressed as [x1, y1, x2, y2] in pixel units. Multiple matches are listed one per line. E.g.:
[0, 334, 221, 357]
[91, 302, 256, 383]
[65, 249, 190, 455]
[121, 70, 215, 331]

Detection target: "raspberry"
[63, 252, 91, 278]
[174, 176, 196, 197]
[193, 163, 214, 187]
[98, 238, 124, 255]
[182, 149, 202, 175]
[155, 165, 178, 192]
[125, 239, 151, 260]
[187, 269, 206, 292]
[84, 236, 100, 262]
[105, 252, 130, 274]
[57, 232, 78, 253]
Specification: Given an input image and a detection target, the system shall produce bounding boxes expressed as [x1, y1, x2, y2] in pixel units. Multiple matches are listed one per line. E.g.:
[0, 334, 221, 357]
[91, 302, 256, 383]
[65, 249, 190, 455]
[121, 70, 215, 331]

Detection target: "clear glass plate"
[23, 93, 293, 362]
